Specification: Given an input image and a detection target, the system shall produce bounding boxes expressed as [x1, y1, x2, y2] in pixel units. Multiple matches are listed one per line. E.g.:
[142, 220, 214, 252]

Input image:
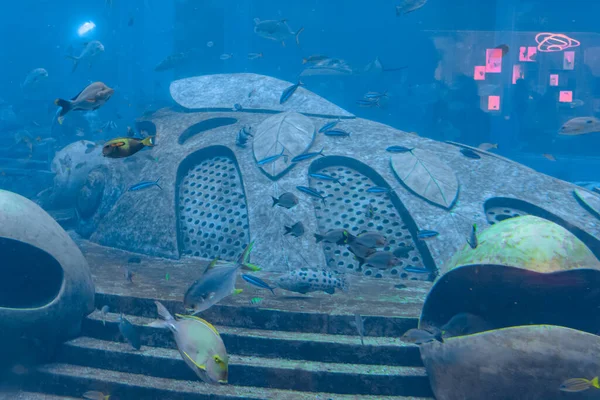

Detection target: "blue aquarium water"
[2, 1, 600, 399]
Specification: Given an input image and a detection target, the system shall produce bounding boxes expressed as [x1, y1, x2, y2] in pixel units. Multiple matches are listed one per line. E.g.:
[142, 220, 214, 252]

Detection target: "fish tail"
[302, 58, 307, 64]
[314, 233, 324, 243]
[54, 99, 73, 124]
[269, 287, 276, 295]
[272, 196, 279, 207]
[295, 27, 305, 46]
[141, 136, 156, 147]
[319, 147, 325, 156]
[154, 300, 174, 322]
[593, 377, 600, 389]
[233, 288, 243, 295]
[155, 178, 162, 190]
[65, 55, 80, 72]
[284, 226, 292, 235]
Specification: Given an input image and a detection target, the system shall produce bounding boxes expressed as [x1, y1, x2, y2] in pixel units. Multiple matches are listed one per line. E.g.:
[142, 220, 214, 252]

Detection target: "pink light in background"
[536, 32, 580, 52]
[512, 65, 524, 84]
[549, 74, 559, 86]
[488, 96, 500, 111]
[559, 91, 573, 102]
[519, 46, 537, 62]
[474, 66, 486, 80]
[564, 51, 575, 70]
[486, 49, 503, 73]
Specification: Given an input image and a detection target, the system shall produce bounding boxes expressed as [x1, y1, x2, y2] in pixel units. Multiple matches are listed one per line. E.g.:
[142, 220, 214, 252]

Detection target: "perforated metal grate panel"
[178, 156, 249, 260]
[485, 206, 527, 225]
[311, 165, 426, 280]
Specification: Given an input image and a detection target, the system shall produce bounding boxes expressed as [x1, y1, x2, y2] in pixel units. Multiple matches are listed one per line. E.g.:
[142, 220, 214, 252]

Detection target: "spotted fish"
[276, 267, 348, 295]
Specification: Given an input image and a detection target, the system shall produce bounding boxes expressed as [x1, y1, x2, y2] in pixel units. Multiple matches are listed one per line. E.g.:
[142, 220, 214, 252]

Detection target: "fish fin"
[175, 314, 220, 337]
[295, 27, 305, 46]
[271, 197, 279, 207]
[141, 136, 155, 147]
[54, 99, 73, 115]
[314, 233, 324, 243]
[233, 288, 243, 295]
[593, 377, 600, 389]
[206, 257, 220, 271]
[237, 241, 254, 265]
[242, 263, 261, 272]
[154, 301, 174, 322]
[182, 351, 206, 371]
[284, 226, 292, 235]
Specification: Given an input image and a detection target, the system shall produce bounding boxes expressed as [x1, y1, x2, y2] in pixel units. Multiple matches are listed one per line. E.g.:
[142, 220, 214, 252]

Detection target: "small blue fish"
[257, 148, 288, 165]
[233, 103, 243, 111]
[386, 146, 413, 153]
[318, 119, 340, 133]
[460, 148, 481, 159]
[309, 172, 341, 184]
[417, 229, 439, 240]
[324, 129, 351, 137]
[296, 185, 331, 204]
[366, 186, 389, 194]
[242, 274, 275, 294]
[356, 98, 380, 107]
[129, 178, 162, 192]
[403, 265, 430, 274]
[280, 81, 303, 104]
[291, 148, 325, 163]
[236, 130, 249, 148]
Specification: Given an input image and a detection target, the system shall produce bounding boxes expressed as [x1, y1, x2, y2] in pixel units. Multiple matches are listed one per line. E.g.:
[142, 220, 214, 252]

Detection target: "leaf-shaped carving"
[574, 188, 600, 220]
[391, 148, 459, 209]
[253, 111, 315, 180]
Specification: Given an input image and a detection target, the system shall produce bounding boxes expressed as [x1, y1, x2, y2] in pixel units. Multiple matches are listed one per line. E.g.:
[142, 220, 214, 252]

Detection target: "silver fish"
[183, 243, 254, 314]
[253, 18, 304, 47]
[21, 68, 48, 89]
[66, 40, 105, 72]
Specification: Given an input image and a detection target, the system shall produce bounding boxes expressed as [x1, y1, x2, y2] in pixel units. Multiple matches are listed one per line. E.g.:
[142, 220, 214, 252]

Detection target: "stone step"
[95, 291, 420, 337]
[56, 336, 432, 397]
[11, 392, 80, 400]
[84, 310, 423, 367]
[27, 363, 433, 400]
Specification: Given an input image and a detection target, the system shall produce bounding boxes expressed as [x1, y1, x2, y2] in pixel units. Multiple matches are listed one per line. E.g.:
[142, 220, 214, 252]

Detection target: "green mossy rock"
[447, 215, 600, 274]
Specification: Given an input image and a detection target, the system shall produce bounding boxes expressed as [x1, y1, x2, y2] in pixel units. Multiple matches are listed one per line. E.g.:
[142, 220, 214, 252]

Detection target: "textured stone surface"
[170, 73, 354, 118]
[46, 73, 600, 284]
[253, 111, 315, 179]
[0, 190, 94, 366]
[573, 188, 600, 220]
[420, 325, 600, 400]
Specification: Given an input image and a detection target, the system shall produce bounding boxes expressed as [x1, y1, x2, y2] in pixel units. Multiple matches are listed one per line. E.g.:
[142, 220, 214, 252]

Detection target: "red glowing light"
[549, 74, 559, 86]
[563, 51, 575, 70]
[486, 49, 502, 73]
[488, 96, 500, 111]
[559, 91, 573, 102]
[512, 65, 524, 84]
[474, 66, 486, 80]
[536, 32, 580, 53]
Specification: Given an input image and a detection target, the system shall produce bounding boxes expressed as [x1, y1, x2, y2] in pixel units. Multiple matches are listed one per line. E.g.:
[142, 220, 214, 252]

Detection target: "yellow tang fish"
[102, 136, 155, 159]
